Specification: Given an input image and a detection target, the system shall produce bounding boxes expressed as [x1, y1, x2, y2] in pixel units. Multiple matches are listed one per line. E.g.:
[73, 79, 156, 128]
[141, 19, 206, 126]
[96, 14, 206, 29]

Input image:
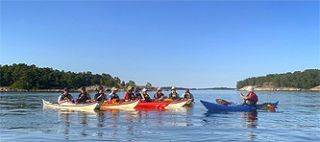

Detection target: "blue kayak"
[200, 100, 279, 112]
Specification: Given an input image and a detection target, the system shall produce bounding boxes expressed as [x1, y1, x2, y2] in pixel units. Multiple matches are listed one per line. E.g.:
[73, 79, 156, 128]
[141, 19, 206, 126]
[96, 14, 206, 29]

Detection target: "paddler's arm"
[240, 93, 248, 99]
[96, 94, 101, 99]
[58, 95, 67, 104]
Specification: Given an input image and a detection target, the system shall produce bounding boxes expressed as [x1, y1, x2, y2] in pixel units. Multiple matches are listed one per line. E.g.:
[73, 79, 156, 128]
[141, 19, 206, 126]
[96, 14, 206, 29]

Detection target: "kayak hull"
[200, 100, 278, 112]
[100, 100, 139, 110]
[135, 101, 170, 109]
[42, 99, 98, 111]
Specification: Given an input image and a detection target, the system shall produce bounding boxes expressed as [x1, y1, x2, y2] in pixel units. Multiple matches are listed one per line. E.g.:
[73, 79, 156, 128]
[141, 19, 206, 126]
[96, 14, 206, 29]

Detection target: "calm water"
[0, 90, 319, 141]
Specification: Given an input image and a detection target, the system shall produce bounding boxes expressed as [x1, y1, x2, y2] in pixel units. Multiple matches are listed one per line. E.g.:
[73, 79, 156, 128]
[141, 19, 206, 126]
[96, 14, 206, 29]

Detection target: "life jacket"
[184, 93, 191, 99]
[170, 93, 179, 100]
[78, 93, 90, 103]
[59, 94, 73, 102]
[245, 92, 258, 104]
[125, 92, 136, 100]
[94, 93, 106, 102]
[111, 93, 120, 100]
[136, 93, 143, 100]
[143, 93, 152, 102]
[154, 92, 164, 99]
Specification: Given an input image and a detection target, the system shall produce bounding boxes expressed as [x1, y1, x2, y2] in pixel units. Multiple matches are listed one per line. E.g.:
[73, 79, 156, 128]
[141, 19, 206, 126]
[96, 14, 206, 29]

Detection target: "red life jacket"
[247, 92, 258, 104]
[125, 91, 136, 100]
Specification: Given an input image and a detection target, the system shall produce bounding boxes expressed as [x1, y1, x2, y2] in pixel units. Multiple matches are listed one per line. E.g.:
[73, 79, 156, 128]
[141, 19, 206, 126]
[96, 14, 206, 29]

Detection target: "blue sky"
[1, 1, 319, 88]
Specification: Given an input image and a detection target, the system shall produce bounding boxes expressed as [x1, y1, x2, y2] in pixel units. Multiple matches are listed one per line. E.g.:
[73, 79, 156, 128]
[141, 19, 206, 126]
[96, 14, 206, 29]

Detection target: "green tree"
[0, 63, 128, 90]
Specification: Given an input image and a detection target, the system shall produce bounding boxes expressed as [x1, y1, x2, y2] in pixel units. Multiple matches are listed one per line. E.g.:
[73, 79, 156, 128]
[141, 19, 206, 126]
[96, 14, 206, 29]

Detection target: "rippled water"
[0, 90, 319, 141]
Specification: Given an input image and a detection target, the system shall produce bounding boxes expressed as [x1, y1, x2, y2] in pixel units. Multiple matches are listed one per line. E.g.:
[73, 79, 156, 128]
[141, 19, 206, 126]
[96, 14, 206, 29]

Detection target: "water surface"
[0, 90, 319, 141]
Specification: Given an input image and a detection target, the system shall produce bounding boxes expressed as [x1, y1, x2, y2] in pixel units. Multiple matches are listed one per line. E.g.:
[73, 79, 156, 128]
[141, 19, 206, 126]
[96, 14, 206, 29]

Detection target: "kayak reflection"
[54, 107, 193, 140]
[242, 112, 258, 141]
[58, 111, 70, 140]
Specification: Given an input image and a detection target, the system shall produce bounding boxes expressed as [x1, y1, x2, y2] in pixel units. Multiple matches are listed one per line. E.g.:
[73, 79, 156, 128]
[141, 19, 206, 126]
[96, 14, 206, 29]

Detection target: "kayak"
[100, 100, 139, 110]
[42, 99, 98, 111]
[165, 100, 188, 109]
[135, 101, 170, 109]
[200, 100, 279, 112]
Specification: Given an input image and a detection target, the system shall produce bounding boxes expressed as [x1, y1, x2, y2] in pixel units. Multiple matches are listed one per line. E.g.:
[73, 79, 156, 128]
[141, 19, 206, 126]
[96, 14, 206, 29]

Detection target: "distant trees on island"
[237, 69, 320, 89]
[2, 64, 318, 91]
[0, 63, 136, 90]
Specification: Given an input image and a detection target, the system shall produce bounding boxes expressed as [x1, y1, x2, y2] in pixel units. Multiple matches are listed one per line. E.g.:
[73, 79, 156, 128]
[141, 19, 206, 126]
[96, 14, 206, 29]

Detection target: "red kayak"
[135, 101, 170, 109]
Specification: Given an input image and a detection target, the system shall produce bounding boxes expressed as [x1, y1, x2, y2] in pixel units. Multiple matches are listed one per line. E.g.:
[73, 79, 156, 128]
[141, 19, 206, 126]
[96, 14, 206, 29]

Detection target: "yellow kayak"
[100, 100, 139, 110]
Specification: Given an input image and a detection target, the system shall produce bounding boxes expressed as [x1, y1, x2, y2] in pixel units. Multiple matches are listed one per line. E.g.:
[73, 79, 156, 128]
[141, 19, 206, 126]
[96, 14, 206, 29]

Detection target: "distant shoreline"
[238, 86, 320, 92]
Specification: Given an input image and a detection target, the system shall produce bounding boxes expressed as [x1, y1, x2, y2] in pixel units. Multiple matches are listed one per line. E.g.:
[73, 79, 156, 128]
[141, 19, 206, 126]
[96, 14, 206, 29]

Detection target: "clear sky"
[1, 1, 319, 88]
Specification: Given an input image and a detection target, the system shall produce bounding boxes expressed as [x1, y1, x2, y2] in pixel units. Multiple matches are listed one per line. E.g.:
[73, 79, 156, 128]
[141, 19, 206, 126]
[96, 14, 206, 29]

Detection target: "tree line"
[237, 69, 320, 89]
[0, 63, 136, 90]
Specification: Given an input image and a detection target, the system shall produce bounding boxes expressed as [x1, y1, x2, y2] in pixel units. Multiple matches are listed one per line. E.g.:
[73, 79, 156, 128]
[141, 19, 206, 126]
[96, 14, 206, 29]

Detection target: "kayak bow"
[165, 100, 188, 109]
[42, 99, 98, 111]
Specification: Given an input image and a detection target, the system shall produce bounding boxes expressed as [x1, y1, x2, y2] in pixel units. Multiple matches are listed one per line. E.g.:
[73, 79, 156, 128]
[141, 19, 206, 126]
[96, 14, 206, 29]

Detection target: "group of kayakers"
[58, 85, 258, 106]
[58, 86, 194, 104]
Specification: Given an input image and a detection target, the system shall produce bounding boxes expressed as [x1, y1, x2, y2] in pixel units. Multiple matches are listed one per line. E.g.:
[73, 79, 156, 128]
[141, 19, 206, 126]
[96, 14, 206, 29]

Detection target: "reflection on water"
[242, 112, 258, 128]
[242, 112, 258, 141]
[96, 111, 105, 138]
[58, 111, 70, 140]
[52, 107, 194, 140]
[202, 111, 259, 141]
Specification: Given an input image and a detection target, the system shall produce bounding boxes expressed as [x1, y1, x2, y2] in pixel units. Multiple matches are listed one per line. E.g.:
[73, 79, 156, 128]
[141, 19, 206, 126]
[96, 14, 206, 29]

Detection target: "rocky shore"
[239, 85, 320, 92]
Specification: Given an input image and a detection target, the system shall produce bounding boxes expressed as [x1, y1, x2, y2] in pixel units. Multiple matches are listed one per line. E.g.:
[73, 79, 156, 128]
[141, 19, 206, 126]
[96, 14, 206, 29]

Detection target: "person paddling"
[58, 88, 74, 104]
[109, 87, 120, 103]
[240, 86, 258, 105]
[169, 86, 180, 100]
[141, 88, 152, 102]
[124, 86, 136, 101]
[154, 87, 166, 101]
[183, 88, 194, 102]
[135, 88, 143, 100]
[94, 86, 107, 102]
[77, 87, 91, 104]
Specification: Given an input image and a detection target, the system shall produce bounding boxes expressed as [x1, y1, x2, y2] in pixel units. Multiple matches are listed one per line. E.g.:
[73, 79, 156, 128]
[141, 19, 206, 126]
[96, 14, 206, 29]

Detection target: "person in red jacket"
[124, 86, 136, 101]
[240, 86, 258, 105]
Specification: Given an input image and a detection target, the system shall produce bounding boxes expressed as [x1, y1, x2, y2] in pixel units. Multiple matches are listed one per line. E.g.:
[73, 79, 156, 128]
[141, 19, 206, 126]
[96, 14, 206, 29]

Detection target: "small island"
[237, 69, 320, 91]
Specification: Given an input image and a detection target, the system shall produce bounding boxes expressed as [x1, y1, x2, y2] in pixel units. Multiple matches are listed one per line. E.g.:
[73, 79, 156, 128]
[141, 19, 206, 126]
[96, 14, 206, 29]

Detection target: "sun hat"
[142, 88, 148, 92]
[246, 86, 254, 92]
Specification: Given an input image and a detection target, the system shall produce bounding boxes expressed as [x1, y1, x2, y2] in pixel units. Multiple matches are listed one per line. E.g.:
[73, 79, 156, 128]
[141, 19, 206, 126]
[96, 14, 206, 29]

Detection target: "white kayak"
[100, 100, 139, 110]
[165, 100, 188, 109]
[42, 99, 98, 111]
